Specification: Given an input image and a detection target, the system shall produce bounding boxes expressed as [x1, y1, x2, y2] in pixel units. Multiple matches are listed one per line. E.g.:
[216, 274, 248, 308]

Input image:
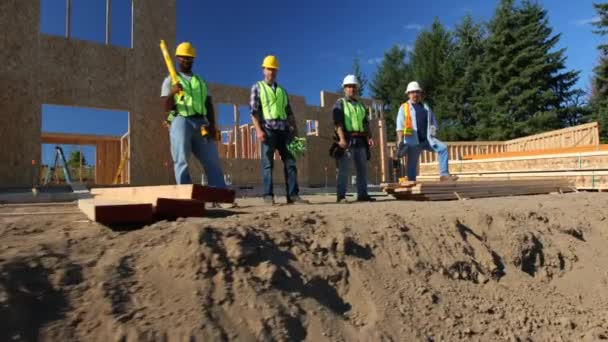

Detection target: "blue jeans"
[404, 139, 449, 181]
[169, 116, 226, 187]
[261, 129, 299, 198]
[337, 146, 368, 199]
[262, 129, 300, 198]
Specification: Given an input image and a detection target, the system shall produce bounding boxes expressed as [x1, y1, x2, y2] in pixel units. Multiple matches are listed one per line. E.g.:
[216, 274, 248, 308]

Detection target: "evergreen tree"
[352, 58, 368, 97]
[592, 3, 608, 98]
[473, 0, 579, 140]
[408, 17, 460, 141]
[370, 45, 411, 139]
[590, 2, 608, 142]
[68, 150, 86, 168]
[434, 14, 486, 141]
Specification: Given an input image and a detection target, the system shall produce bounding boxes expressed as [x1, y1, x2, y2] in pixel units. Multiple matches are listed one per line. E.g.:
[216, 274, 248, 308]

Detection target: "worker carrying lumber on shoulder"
[331, 75, 376, 203]
[396, 81, 458, 182]
[160, 42, 227, 187]
[250, 55, 309, 205]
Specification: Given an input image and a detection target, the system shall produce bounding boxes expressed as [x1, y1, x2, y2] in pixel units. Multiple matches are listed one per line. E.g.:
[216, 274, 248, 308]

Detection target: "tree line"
[362, 0, 608, 142]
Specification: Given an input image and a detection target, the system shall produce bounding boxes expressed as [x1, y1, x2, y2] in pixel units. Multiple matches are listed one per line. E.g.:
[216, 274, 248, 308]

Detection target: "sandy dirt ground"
[1, 192, 608, 341]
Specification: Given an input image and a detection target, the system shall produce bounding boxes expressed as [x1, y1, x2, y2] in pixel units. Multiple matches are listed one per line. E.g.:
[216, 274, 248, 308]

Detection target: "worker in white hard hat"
[396, 81, 458, 182]
[160, 42, 227, 187]
[332, 74, 376, 203]
[249, 55, 309, 205]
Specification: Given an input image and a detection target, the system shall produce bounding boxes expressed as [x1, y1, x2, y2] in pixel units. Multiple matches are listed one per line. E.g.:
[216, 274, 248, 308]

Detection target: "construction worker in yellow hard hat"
[160, 42, 227, 187]
[250, 55, 309, 205]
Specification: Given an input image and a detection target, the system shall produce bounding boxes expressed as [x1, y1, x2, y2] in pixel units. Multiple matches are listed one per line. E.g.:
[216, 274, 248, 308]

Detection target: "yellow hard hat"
[261, 55, 279, 69]
[175, 42, 196, 58]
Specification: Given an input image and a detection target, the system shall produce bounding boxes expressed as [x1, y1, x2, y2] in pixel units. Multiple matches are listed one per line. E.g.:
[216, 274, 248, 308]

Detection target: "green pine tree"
[68, 150, 86, 168]
[434, 14, 486, 141]
[410, 18, 452, 108]
[472, 0, 580, 140]
[353, 58, 368, 97]
[590, 2, 608, 142]
[370, 45, 412, 139]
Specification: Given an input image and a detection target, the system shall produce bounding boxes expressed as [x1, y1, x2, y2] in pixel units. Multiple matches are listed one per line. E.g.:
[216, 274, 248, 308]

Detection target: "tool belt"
[329, 133, 371, 161]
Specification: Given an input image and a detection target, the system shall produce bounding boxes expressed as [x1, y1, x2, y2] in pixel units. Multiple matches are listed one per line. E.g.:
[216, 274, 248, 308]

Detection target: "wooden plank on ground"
[90, 185, 235, 204]
[387, 179, 575, 201]
[155, 198, 205, 219]
[78, 199, 154, 224]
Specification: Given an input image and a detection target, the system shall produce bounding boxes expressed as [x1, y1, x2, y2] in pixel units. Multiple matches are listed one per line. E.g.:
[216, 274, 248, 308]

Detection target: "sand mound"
[1, 193, 608, 341]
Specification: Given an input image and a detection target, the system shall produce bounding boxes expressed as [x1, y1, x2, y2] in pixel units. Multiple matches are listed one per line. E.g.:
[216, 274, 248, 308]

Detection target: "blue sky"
[40, 0, 603, 165]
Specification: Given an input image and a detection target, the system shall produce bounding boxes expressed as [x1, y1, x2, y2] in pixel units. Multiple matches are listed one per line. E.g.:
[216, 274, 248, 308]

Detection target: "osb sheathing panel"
[127, 0, 175, 185]
[0, 0, 41, 187]
[184, 158, 288, 186]
[1, 0, 388, 188]
[0, 0, 175, 187]
[38, 35, 130, 108]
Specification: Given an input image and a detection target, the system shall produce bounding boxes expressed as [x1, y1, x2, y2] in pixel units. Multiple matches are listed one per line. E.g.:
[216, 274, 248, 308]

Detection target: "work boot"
[287, 195, 310, 204]
[263, 195, 275, 205]
[440, 174, 459, 182]
[356, 195, 377, 202]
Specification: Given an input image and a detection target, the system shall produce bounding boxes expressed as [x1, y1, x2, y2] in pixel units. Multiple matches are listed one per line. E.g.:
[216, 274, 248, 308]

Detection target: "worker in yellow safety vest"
[332, 74, 376, 203]
[249, 55, 309, 205]
[160, 42, 226, 187]
[396, 81, 458, 182]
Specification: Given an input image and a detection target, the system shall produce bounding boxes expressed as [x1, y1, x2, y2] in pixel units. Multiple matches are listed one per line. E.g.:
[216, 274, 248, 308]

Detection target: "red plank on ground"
[155, 198, 206, 219]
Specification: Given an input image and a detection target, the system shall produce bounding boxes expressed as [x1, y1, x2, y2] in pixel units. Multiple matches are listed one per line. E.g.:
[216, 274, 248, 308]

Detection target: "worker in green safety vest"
[332, 75, 376, 203]
[250, 55, 309, 205]
[160, 42, 226, 187]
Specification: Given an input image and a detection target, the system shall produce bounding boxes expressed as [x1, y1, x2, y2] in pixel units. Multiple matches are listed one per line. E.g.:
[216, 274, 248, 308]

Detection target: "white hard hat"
[342, 74, 359, 87]
[406, 81, 422, 94]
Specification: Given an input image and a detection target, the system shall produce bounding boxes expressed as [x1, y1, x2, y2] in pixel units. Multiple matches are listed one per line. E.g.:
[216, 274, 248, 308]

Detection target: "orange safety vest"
[401, 102, 414, 136]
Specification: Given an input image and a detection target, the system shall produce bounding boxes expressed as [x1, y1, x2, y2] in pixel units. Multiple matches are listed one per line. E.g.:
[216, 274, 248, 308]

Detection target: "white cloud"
[396, 43, 414, 52]
[367, 57, 382, 65]
[574, 16, 600, 26]
[404, 23, 423, 31]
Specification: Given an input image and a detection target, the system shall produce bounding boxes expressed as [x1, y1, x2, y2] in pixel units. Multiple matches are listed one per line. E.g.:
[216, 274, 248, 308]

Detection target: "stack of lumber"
[78, 185, 235, 225]
[462, 144, 608, 160]
[383, 179, 575, 201]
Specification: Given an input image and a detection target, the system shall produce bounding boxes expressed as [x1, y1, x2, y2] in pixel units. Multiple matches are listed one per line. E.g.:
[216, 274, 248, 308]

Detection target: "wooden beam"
[42, 132, 123, 145]
[155, 198, 205, 219]
[78, 199, 154, 224]
[90, 185, 236, 203]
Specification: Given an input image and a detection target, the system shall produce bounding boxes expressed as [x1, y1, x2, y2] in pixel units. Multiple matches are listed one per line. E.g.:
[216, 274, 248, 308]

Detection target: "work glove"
[430, 125, 437, 137]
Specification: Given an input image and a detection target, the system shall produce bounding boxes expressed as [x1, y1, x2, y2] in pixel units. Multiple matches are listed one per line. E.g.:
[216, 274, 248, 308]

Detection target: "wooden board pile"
[78, 185, 235, 225]
[383, 179, 575, 201]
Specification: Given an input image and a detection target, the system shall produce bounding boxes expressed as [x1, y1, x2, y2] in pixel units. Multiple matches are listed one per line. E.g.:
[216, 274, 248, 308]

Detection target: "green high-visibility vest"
[174, 74, 208, 117]
[258, 81, 288, 120]
[342, 98, 366, 132]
